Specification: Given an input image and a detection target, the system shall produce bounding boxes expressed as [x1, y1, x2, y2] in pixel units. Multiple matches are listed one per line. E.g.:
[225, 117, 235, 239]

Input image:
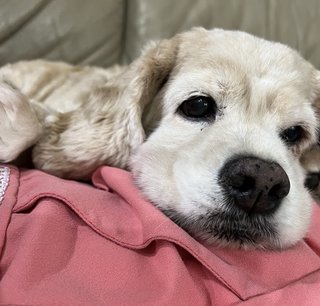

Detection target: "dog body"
[1, 28, 320, 249]
[0, 61, 126, 174]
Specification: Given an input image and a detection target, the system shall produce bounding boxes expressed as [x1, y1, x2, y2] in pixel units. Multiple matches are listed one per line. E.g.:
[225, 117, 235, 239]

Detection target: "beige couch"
[0, 0, 319, 68]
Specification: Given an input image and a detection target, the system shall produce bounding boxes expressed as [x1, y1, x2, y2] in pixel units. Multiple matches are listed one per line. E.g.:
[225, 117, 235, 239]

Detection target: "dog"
[1, 28, 320, 250]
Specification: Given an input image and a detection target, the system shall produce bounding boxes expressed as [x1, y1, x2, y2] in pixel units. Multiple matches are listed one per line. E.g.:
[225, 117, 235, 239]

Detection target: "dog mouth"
[161, 206, 278, 248]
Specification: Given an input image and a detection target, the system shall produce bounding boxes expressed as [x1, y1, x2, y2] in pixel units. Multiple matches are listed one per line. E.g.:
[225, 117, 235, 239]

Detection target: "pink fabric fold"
[1, 164, 320, 305]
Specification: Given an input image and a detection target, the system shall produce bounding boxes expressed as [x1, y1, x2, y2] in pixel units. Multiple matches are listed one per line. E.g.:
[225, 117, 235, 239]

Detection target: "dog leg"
[0, 82, 43, 162]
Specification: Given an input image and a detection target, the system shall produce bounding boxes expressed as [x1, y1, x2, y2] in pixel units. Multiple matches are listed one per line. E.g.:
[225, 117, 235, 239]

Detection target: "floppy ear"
[32, 37, 179, 179]
[315, 70, 320, 107]
[110, 37, 179, 144]
[301, 70, 320, 199]
[312, 70, 320, 141]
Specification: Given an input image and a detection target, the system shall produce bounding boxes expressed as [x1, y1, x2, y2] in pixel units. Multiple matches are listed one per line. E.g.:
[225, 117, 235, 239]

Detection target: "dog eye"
[280, 126, 304, 145]
[178, 96, 217, 120]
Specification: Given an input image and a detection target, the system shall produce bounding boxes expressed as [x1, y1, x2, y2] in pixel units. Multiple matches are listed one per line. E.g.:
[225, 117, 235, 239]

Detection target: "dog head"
[97, 28, 320, 249]
[117, 28, 320, 249]
[115, 29, 320, 249]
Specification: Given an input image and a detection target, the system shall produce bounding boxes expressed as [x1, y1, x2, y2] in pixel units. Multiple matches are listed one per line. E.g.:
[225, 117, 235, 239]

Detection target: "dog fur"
[1, 28, 320, 249]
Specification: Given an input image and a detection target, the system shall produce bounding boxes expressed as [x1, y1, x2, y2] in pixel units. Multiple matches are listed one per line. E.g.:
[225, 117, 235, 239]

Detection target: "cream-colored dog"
[1, 28, 320, 249]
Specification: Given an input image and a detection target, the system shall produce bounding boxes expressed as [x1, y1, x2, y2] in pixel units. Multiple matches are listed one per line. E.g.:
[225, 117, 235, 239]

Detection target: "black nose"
[219, 156, 290, 214]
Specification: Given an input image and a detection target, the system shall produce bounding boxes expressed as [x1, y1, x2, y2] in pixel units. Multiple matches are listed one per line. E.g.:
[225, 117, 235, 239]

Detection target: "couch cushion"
[124, 0, 320, 68]
[0, 1, 319, 68]
[0, 0, 124, 67]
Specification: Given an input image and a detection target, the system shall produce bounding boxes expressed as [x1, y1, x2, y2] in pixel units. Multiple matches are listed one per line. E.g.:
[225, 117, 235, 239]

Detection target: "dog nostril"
[268, 183, 289, 200]
[233, 176, 255, 193]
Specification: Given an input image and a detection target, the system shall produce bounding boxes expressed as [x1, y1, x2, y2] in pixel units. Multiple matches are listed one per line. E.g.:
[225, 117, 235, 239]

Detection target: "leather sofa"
[0, 0, 319, 68]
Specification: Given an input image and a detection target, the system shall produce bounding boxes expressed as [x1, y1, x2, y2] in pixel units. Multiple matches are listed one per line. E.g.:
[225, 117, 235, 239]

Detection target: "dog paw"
[0, 82, 42, 162]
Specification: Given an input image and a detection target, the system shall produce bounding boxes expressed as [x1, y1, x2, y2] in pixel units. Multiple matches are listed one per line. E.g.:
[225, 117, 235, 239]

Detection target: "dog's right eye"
[280, 125, 305, 145]
[178, 96, 217, 121]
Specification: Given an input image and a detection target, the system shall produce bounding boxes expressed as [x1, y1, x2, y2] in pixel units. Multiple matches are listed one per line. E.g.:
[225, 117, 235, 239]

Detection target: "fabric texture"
[0, 1, 320, 67]
[1, 164, 320, 305]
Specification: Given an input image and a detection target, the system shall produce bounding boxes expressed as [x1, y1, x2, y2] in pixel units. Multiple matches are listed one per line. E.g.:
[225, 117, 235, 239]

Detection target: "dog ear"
[97, 37, 179, 161]
[313, 70, 320, 140]
[313, 70, 320, 108]
[112, 37, 179, 142]
[301, 70, 320, 199]
[32, 37, 179, 179]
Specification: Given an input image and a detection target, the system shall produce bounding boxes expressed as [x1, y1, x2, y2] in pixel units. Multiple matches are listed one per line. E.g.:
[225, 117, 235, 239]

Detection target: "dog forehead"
[176, 29, 312, 80]
[169, 29, 315, 114]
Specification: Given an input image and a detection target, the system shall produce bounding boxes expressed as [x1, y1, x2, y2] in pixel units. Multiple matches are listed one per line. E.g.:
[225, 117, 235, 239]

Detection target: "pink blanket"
[1, 165, 320, 305]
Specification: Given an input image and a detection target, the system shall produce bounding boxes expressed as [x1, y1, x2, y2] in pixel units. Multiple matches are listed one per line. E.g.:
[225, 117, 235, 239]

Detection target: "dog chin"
[160, 206, 288, 250]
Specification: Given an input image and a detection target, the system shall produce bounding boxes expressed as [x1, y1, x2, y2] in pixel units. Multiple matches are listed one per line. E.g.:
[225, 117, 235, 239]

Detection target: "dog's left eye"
[178, 96, 217, 120]
[280, 125, 305, 145]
